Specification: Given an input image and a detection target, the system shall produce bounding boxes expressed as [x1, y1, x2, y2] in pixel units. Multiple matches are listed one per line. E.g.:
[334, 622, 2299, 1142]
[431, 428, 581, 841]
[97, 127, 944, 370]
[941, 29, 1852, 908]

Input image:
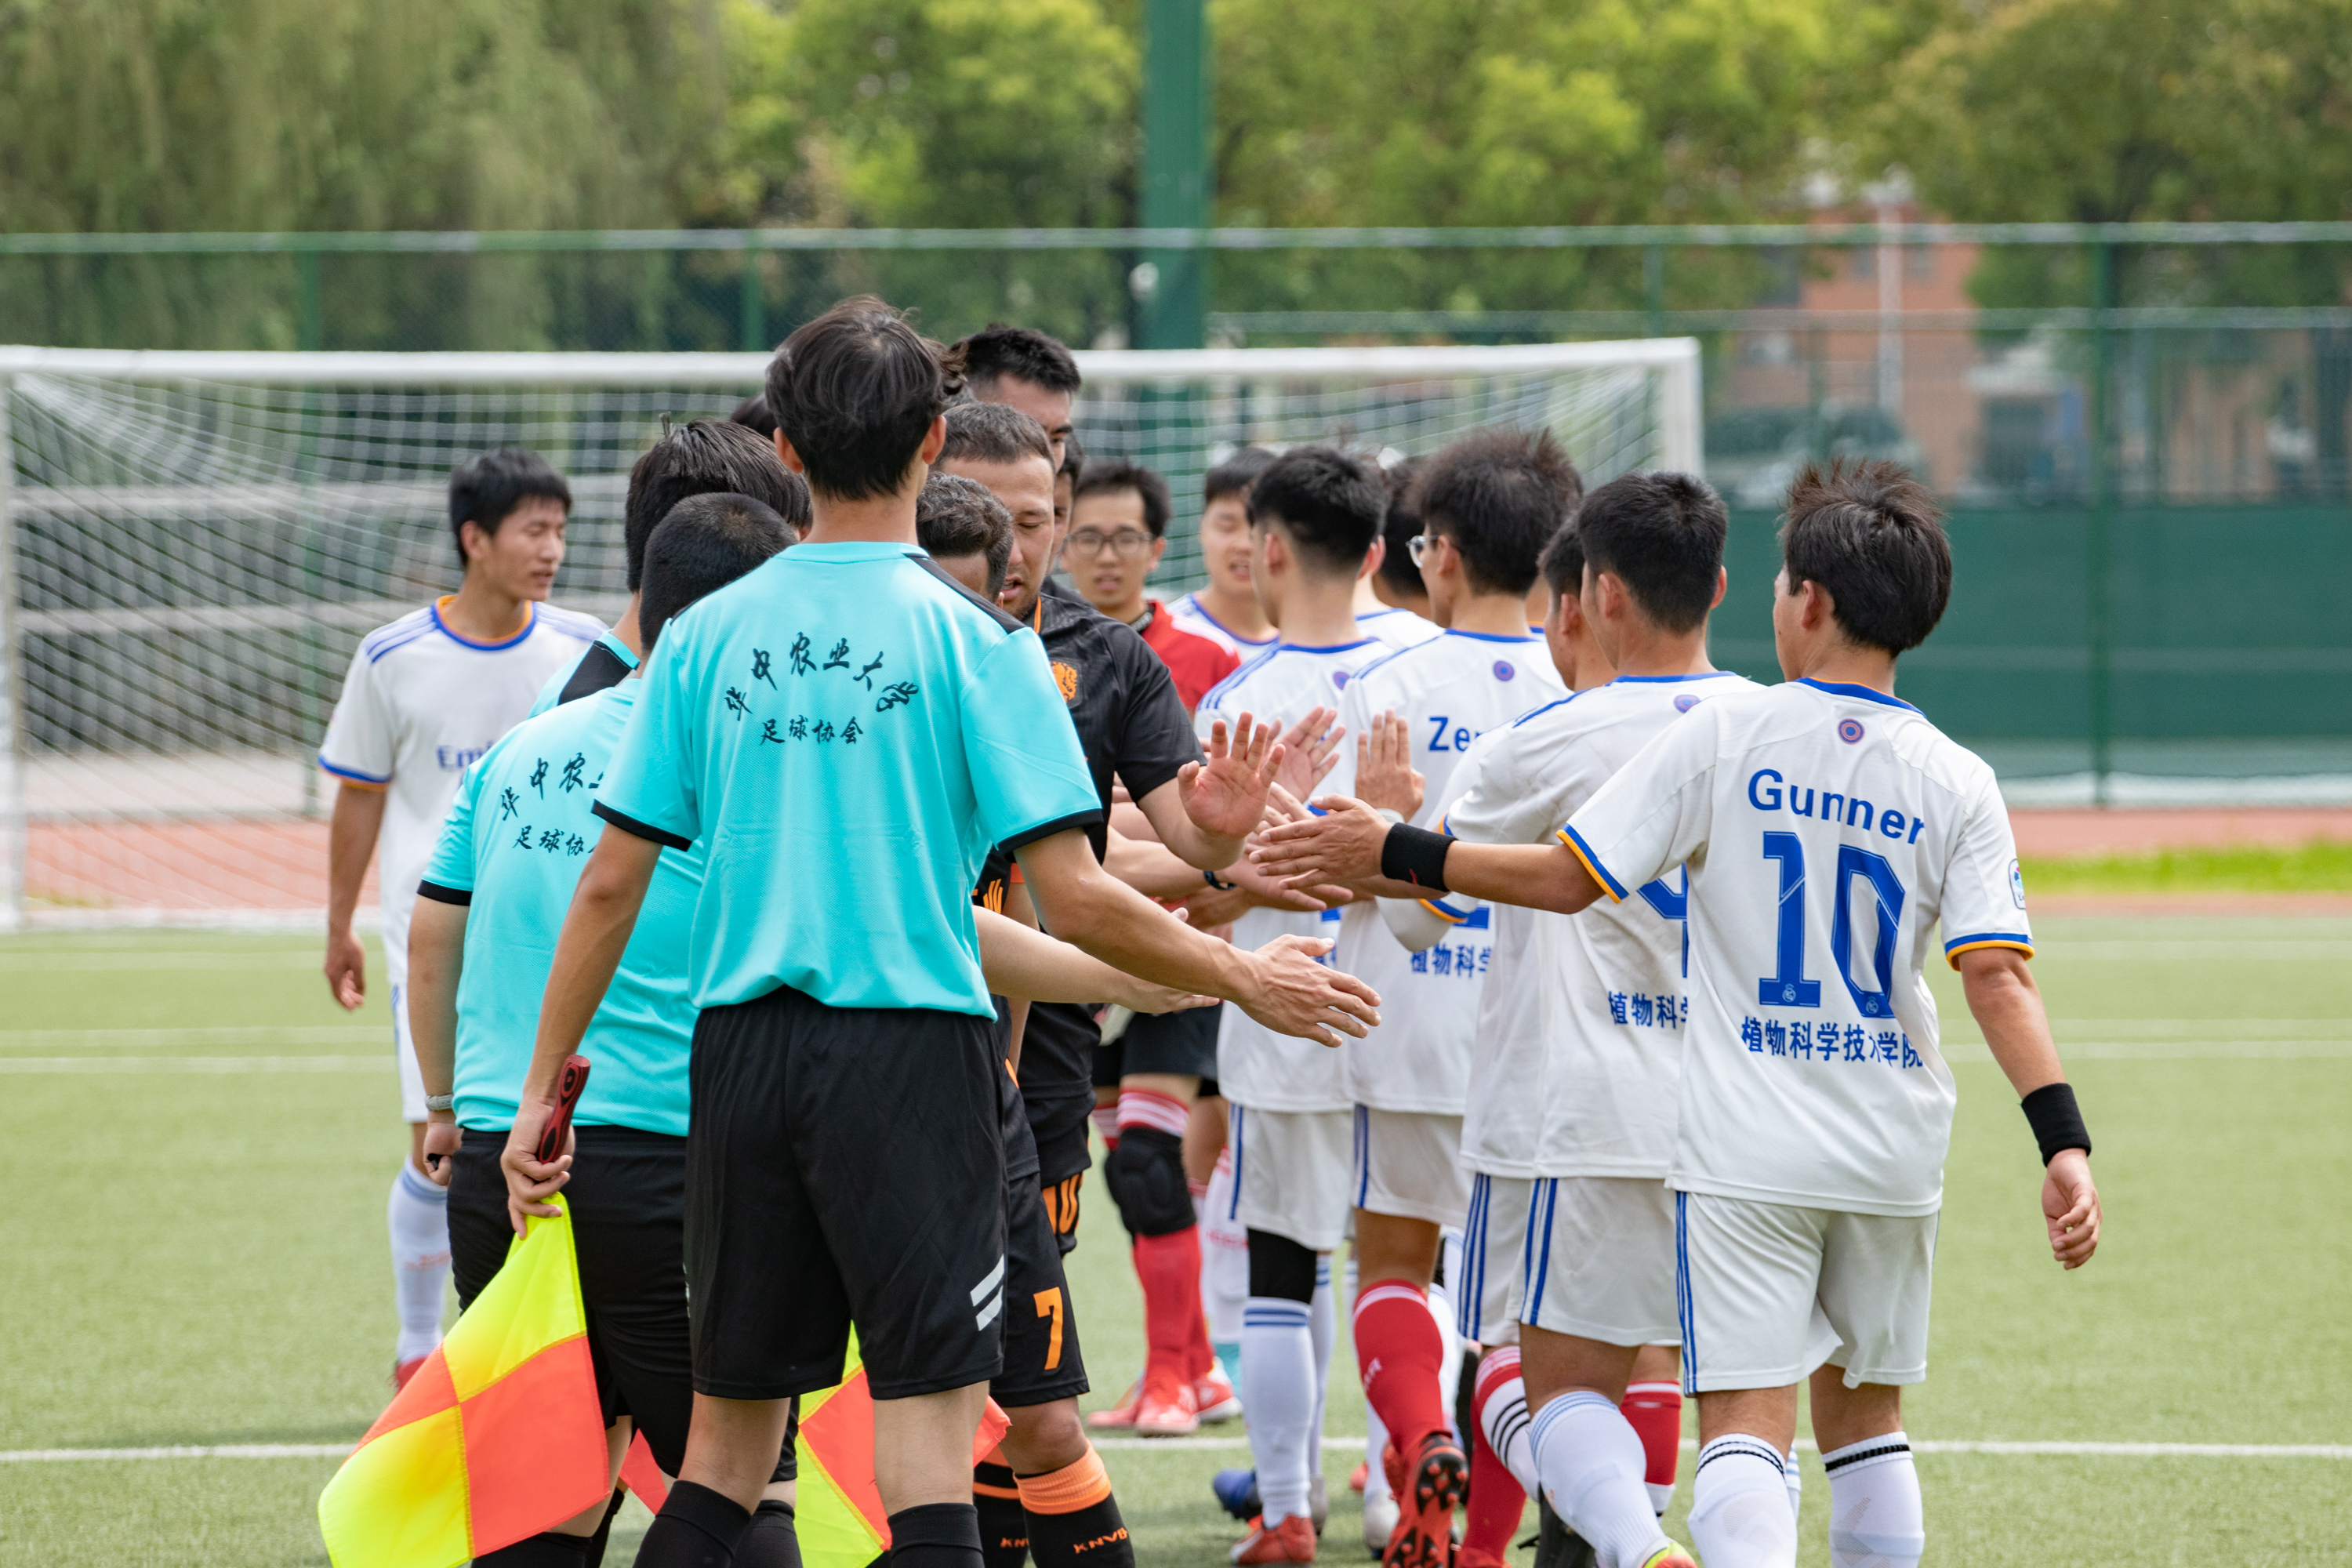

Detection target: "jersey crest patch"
[1052, 661, 1080, 702]
[1675, 693, 1702, 713]
[1837, 717, 1866, 744]
[2009, 858, 2027, 909]
[1332, 670, 1352, 690]
[1492, 659, 1515, 682]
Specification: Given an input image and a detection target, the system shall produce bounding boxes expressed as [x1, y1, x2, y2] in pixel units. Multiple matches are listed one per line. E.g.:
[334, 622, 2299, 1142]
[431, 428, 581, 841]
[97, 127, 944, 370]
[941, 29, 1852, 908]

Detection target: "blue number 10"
[1758, 832, 1821, 1007]
[1756, 833, 1908, 1014]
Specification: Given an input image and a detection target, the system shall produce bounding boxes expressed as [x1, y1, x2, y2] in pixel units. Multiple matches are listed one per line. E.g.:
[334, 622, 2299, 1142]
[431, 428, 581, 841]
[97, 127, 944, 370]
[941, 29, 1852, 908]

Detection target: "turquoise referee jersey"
[593, 542, 1102, 1016]
[420, 683, 698, 1136]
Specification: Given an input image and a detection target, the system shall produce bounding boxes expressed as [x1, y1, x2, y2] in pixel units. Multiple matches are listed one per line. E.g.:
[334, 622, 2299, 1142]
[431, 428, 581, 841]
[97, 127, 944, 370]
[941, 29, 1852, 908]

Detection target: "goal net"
[0, 338, 1700, 926]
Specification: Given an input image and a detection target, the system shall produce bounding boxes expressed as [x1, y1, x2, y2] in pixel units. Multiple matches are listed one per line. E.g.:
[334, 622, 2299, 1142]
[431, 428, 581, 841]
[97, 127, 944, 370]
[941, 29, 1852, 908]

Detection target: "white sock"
[1529, 1392, 1669, 1568]
[387, 1160, 451, 1363]
[1688, 1435, 1800, 1568]
[1243, 1297, 1317, 1525]
[1200, 1150, 1248, 1347]
[1472, 1348, 1539, 1497]
[1308, 1256, 1334, 1481]
[1427, 1249, 1462, 1444]
[1822, 1432, 1923, 1568]
[1784, 1446, 1803, 1522]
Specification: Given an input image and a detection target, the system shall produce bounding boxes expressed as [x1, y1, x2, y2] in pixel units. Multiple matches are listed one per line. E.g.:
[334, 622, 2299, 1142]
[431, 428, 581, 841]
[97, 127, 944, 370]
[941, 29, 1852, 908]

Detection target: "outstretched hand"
[1272, 706, 1345, 805]
[1178, 713, 1285, 844]
[1250, 795, 1393, 887]
[1355, 711, 1424, 818]
[1238, 933, 1381, 1047]
[2042, 1149, 2100, 1269]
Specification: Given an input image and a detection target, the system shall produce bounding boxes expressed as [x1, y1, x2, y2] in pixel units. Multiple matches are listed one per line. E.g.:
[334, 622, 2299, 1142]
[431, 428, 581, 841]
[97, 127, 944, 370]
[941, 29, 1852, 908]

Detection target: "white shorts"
[1513, 1177, 1682, 1346]
[392, 981, 426, 1124]
[1231, 1105, 1354, 1252]
[1351, 1107, 1472, 1229]
[1675, 1191, 1937, 1392]
[1457, 1173, 1532, 1345]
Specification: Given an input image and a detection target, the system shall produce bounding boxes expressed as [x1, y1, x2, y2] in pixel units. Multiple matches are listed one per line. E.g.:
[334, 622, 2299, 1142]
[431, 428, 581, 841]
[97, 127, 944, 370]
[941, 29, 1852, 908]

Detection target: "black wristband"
[1205, 869, 1237, 892]
[1380, 822, 1454, 892]
[2020, 1082, 2091, 1164]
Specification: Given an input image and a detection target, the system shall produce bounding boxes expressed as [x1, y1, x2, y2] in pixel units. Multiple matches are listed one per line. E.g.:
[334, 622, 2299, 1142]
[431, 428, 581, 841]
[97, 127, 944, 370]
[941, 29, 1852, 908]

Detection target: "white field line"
[0, 1057, 387, 1073]
[9, 1436, 2349, 1462]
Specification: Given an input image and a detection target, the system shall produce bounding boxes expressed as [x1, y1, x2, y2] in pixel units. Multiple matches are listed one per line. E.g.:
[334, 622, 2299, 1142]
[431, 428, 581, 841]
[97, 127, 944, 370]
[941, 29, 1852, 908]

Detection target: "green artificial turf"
[2, 920, 2348, 1566]
[2020, 838, 2352, 895]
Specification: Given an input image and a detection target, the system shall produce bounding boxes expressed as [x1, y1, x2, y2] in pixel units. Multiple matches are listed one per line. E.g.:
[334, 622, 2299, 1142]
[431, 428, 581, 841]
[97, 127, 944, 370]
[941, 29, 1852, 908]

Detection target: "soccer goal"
[0, 337, 1700, 926]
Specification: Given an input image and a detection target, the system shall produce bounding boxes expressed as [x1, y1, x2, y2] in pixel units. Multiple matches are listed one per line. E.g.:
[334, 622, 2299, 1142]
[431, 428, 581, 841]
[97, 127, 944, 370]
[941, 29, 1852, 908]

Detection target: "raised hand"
[1236, 933, 1381, 1046]
[1250, 795, 1393, 886]
[1272, 706, 1345, 804]
[1178, 712, 1284, 844]
[1355, 710, 1425, 818]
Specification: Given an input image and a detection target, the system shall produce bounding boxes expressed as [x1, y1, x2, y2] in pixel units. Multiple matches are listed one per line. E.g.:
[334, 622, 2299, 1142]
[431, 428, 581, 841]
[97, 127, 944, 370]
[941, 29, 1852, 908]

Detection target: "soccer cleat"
[1349, 1461, 1370, 1494]
[1635, 1548, 1697, 1568]
[1214, 1468, 1263, 1521]
[1381, 1441, 1409, 1504]
[1530, 1496, 1596, 1568]
[1197, 1364, 1245, 1423]
[1085, 1377, 1142, 1431]
[1380, 1432, 1468, 1568]
[1361, 1490, 1400, 1556]
[392, 1356, 429, 1391]
[1232, 1513, 1319, 1565]
[1134, 1372, 1202, 1436]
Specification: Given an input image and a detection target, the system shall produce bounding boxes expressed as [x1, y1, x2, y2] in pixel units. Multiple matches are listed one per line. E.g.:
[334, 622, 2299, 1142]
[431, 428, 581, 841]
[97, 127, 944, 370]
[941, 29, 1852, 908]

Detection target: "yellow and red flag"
[318, 1196, 609, 1568]
[794, 1335, 1011, 1568]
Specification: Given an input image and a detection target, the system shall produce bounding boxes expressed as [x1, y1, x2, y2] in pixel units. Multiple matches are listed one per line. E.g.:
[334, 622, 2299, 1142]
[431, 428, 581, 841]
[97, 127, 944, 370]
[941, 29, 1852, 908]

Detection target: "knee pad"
[1246, 1228, 1319, 1303]
[1103, 1126, 1194, 1238]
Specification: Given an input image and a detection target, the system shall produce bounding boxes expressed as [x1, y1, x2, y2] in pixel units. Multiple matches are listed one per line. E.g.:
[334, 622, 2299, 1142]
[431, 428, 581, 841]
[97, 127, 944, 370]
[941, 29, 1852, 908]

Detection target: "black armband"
[1205, 869, 1237, 892]
[2020, 1082, 2091, 1164]
[1380, 822, 1454, 892]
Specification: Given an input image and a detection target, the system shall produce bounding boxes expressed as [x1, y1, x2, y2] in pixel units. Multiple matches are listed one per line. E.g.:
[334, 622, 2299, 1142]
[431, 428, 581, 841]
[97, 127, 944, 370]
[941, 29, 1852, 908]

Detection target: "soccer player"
[960, 323, 1080, 471]
[531, 419, 808, 714]
[1321, 430, 1572, 1568]
[504, 297, 1379, 1568]
[317, 445, 601, 1387]
[1254, 461, 2103, 1568]
[729, 394, 778, 437]
[1351, 465, 1443, 653]
[1370, 456, 1435, 623]
[1054, 430, 1085, 571]
[918, 473, 1016, 603]
[1169, 447, 1279, 659]
[1197, 445, 1399, 1566]
[938, 402, 1249, 1440]
[1066, 457, 1241, 711]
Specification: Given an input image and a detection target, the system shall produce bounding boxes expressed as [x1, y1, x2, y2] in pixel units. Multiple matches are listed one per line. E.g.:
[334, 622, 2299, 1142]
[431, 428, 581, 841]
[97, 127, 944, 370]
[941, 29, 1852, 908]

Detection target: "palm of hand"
[1185, 753, 1269, 839]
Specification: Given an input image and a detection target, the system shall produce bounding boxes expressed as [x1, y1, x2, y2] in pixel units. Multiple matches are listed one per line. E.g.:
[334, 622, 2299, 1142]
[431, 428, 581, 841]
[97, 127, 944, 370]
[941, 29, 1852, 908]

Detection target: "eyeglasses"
[1406, 532, 1449, 568]
[1065, 529, 1154, 559]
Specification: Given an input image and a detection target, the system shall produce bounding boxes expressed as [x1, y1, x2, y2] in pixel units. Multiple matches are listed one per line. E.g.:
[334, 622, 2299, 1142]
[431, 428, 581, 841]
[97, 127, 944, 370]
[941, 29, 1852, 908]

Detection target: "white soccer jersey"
[1326, 632, 1566, 1115]
[1167, 592, 1276, 661]
[1198, 637, 1392, 1112]
[1356, 605, 1443, 652]
[1563, 678, 2033, 1217]
[1443, 673, 1759, 1178]
[318, 598, 603, 983]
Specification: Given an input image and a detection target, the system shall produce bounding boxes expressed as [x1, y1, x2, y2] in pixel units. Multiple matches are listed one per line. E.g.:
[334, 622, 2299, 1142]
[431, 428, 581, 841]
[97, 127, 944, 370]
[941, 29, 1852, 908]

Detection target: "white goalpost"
[0, 338, 1702, 927]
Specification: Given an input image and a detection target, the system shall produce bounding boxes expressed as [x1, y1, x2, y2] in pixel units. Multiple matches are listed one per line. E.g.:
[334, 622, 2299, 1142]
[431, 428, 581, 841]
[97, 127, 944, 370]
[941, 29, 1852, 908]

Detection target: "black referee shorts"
[688, 983, 1008, 1403]
[445, 1126, 797, 1482]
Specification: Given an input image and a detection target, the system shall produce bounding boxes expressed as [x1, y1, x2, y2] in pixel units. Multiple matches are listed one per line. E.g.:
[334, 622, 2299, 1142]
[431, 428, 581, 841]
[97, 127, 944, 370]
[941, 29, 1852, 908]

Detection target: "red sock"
[1184, 1178, 1215, 1382]
[1132, 1228, 1203, 1392]
[1623, 1381, 1683, 1493]
[1353, 1281, 1450, 1454]
[1462, 1360, 1527, 1561]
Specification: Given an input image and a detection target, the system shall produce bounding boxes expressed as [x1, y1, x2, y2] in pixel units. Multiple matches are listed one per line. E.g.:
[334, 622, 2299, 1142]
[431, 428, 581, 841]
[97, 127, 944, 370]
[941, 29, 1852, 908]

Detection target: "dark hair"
[1378, 456, 1428, 596]
[446, 448, 572, 568]
[1245, 445, 1385, 576]
[1538, 519, 1585, 600]
[764, 295, 964, 502]
[1574, 471, 1728, 634]
[639, 492, 794, 651]
[1059, 426, 1087, 481]
[917, 474, 1015, 598]
[1412, 428, 1583, 597]
[624, 420, 806, 591]
[956, 324, 1082, 395]
[1203, 445, 1278, 506]
[728, 394, 778, 437]
[939, 400, 1053, 468]
[1779, 460, 1951, 654]
[1073, 459, 1173, 539]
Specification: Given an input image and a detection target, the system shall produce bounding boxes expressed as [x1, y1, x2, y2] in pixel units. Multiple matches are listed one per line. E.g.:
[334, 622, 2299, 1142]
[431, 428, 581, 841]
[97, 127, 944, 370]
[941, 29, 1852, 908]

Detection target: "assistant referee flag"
[318, 1196, 608, 1568]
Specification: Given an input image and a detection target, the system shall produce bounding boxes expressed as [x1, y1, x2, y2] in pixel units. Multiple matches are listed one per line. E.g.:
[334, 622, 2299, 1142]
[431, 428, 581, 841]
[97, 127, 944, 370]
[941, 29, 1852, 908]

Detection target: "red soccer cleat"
[392, 1356, 429, 1391]
[1381, 1432, 1468, 1568]
[1232, 1513, 1318, 1564]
